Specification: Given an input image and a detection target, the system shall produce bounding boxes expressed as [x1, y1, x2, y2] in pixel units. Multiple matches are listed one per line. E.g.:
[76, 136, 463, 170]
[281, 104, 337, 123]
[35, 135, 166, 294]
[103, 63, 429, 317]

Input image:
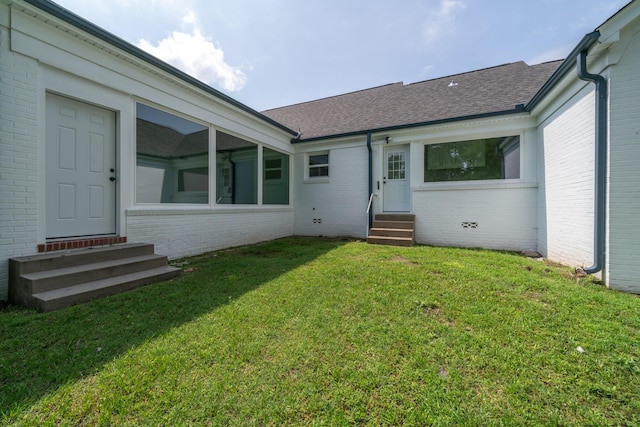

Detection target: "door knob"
[109, 177, 116, 182]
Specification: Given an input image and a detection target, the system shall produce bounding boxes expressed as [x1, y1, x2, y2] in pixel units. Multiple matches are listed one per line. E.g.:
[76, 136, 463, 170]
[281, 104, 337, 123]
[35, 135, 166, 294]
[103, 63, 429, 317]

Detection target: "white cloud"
[136, 13, 247, 92]
[423, 0, 465, 47]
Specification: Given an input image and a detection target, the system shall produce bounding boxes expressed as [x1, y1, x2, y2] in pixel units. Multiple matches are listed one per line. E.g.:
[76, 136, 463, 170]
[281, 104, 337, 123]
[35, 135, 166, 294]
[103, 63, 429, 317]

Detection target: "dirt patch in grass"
[391, 255, 418, 265]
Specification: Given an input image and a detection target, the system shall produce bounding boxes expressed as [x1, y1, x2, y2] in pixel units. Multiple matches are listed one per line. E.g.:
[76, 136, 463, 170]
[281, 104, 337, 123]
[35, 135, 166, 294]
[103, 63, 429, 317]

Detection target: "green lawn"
[1, 237, 639, 426]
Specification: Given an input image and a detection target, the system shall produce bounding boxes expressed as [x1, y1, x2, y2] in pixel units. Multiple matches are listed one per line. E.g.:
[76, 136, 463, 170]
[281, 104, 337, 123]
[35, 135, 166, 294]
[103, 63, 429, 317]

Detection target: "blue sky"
[53, 0, 629, 111]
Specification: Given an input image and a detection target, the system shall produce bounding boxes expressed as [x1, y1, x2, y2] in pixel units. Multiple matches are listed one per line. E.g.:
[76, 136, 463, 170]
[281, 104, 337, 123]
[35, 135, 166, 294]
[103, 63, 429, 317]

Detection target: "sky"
[52, 0, 630, 112]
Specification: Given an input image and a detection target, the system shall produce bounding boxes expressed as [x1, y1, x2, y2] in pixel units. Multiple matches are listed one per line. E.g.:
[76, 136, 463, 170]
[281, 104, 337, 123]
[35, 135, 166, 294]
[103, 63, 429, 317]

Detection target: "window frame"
[264, 157, 283, 182]
[135, 102, 210, 205]
[423, 134, 522, 184]
[306, 151, 330, 180]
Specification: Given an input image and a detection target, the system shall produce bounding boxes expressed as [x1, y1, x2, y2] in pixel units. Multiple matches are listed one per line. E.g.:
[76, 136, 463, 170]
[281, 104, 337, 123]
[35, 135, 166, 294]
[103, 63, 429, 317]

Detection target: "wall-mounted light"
[385, 136, 392, 144]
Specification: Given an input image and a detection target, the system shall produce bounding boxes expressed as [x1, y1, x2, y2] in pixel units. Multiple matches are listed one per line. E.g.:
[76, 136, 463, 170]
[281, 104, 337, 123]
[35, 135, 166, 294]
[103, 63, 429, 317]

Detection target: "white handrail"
[366, 193, 377, 237]
[366, 192, 376, 214]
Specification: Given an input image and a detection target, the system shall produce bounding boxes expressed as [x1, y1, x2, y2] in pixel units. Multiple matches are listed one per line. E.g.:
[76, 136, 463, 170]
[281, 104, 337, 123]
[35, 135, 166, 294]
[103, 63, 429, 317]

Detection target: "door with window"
[383, 145, 411, 212]
[46, 93, 117, 238]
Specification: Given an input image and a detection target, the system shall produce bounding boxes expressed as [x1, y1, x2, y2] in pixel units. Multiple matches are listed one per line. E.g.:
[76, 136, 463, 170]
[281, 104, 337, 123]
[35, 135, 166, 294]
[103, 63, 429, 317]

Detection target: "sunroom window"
[136, 103, 209, 204]
[263, 147, 290, 205]
[424, 136, 520, 182]
[216, 131, 258, 204]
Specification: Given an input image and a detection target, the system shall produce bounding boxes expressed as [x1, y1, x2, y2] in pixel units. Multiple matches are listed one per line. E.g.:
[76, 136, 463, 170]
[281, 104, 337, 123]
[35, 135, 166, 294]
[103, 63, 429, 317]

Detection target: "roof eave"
[292, 108, 528, 143]
[526, 31, 600, 112]
[22, 0, 298, 137]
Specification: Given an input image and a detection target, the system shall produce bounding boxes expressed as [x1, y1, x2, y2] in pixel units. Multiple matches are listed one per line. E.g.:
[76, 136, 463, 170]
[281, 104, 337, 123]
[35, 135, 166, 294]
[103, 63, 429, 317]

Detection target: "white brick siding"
[536, 86, 595, 269]
[0, 19, 40, 301]
[413, 184, 538, 251]
[126, 210, 294, 260]
[294, 143, 368, 238]
[0, 4, 296, 301]
[607, 30, 640, 293]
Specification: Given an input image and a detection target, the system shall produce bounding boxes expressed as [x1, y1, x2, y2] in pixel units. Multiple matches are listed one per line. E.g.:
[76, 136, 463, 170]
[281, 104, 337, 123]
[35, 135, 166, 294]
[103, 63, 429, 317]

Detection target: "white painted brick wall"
[537, 87, 595, 268]
[126, 210, 294, 260]
[0, 23, 40, 301]
[293, 144, 369, 238]
[413, 186, 538, 251]
[607, 30, 640, 293]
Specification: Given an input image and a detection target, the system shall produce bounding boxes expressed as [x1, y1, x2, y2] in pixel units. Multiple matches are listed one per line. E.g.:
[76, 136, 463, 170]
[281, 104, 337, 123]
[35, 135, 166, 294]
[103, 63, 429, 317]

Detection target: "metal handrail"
[366, 193, 377, 237]
[366, 192, 376, 214]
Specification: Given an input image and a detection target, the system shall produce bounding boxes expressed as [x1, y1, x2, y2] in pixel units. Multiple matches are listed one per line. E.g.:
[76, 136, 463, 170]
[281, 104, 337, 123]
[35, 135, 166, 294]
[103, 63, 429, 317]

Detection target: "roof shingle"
[262, 60, 562, 140]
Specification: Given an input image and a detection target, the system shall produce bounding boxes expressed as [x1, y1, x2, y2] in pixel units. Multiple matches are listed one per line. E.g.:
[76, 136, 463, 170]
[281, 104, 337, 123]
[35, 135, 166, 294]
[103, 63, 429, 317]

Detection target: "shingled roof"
[262, 60, 562, 141]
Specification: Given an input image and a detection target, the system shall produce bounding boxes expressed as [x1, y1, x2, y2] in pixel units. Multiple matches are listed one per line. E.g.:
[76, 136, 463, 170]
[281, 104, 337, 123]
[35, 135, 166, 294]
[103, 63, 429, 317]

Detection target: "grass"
[1, 237, 639, 426]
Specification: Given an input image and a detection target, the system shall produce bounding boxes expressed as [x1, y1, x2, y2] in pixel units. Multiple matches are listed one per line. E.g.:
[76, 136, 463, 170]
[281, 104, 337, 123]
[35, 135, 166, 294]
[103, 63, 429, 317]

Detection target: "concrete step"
[10, 243, 155, 276]
[372, 220, 414, 229]
[9, 242, 182, 311]
[366, 236, 414, 247]
[368, 228, 414, 238]
[24, 254, 170, 294]
[33, 266, 181, 312]
[375, 213, 415, 222]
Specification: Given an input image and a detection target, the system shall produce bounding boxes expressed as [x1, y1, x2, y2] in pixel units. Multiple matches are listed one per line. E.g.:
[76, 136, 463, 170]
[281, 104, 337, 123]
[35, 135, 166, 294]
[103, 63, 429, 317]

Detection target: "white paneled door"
[46, 94, 116, 238]
[383, 145, 411, 212]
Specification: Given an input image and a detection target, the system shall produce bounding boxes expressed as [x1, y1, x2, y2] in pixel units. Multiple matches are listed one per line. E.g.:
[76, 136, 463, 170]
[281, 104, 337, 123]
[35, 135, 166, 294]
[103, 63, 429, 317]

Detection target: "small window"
[387, 151, 406, 180]
[265, 158, 282, 180]
[424, 136, 520, 182]
[308, 152, 329, 178]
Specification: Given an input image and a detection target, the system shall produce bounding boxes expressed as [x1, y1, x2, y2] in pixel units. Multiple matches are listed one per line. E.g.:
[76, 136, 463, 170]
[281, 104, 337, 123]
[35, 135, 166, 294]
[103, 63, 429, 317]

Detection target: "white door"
[383, 145, 411, 212]
[46, 94, 117, 238]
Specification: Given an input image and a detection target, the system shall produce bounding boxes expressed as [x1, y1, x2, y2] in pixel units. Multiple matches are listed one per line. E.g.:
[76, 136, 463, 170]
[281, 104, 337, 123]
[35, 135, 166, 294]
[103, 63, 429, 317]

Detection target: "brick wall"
[537, 87, 595, 268]
[293, 144, 369, 238]
[126, 210, 294, 260]
[608, 30, 640, 293]
[413, 185, 538, 251]
[0, 21, 40, 301]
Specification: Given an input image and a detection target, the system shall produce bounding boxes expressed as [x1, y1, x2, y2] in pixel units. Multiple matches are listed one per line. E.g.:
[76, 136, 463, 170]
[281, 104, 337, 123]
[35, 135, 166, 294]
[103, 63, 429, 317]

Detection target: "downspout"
[229, 154, 237, 204]
[577, 49, 607, 275]
[366, 132, 373, 229]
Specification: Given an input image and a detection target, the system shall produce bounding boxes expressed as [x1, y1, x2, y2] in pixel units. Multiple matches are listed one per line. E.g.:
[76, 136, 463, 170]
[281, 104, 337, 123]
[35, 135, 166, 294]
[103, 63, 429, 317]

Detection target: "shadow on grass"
[0, 236, 347, 418]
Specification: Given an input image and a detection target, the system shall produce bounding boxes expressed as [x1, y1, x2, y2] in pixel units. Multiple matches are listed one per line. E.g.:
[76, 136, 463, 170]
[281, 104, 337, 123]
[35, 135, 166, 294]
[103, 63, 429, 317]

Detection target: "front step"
[367, 214, 416, 247]
[9, 243, 181, 312]
[32, 266, 181, 312]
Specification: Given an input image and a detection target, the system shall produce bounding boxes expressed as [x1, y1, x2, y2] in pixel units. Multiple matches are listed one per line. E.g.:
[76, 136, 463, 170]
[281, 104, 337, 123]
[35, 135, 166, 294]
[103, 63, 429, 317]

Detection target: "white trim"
[414, 181, 537, 192]
[126, 206, 293, 216]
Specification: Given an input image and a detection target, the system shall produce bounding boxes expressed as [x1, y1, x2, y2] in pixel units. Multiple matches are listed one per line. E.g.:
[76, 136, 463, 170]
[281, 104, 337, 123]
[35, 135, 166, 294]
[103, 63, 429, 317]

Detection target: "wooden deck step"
[367, 214, 416, 247]
[366, 236, 414, 247]
[368, 228, 414, 238]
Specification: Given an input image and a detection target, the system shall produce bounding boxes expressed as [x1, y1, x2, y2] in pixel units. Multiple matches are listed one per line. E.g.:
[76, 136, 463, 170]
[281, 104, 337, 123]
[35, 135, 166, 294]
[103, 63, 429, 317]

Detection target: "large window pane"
[136, 103, 209, 204]
[424, 136, 520, 182]
[263, 148, 289, 205]
[216, 131, 257, 204]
